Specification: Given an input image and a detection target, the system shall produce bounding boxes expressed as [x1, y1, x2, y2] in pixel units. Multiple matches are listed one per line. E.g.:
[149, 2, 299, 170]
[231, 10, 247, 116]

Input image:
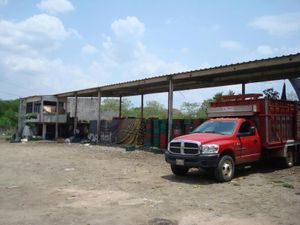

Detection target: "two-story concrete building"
[18, 95, 117, 140]
[18, 95, 67, 139]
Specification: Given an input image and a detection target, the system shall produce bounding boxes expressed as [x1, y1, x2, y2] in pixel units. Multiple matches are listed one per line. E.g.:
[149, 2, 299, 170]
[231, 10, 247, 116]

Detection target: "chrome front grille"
[169, 141, 201, 155]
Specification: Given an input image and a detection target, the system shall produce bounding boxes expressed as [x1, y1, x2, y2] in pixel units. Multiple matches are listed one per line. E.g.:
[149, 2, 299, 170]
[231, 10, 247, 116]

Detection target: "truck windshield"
[193, 120, 237, 135]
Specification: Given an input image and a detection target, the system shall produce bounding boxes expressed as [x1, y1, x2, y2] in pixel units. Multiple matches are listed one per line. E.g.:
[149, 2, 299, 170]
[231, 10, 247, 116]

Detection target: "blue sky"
[0, 0, 300, 107]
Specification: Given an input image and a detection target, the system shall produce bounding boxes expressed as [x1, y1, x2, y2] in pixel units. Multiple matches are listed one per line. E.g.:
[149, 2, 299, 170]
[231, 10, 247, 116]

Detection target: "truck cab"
[165, 118, 261, 181]
[165, 94, 299, 182]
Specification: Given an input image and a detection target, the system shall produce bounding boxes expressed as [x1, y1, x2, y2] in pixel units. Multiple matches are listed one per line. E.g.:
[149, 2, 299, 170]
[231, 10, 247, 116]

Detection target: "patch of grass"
[231, 181, 240, 186]
[272, 180, 285, 184]
[0, 135, 11, 142]
[282, 183, 294, 189]
[0, 135, 10, 139]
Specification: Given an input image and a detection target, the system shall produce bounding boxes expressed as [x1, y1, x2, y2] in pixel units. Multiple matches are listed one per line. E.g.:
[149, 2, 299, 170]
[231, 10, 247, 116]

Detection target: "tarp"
[117, 118, 143, 145]
[89, 120, 97, 134]
[88, 119, 144, 145]
[100, 120, 119, 144]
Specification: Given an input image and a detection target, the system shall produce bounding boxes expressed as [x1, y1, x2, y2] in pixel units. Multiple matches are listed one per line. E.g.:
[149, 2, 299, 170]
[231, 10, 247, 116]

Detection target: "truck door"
[237, 121, 261, 163]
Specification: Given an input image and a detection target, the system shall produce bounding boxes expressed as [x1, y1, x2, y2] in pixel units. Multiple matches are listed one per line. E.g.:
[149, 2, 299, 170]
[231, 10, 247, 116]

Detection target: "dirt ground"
[0, 142, 299, 225]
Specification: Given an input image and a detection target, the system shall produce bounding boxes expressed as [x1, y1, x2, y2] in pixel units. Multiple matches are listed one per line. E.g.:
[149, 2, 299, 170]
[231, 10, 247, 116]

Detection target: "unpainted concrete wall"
[67, 97, 117, 121]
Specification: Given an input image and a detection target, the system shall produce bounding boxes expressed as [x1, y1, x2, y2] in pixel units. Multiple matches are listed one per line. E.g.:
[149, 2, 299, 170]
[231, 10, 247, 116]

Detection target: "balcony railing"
[25, 113, 67, 123]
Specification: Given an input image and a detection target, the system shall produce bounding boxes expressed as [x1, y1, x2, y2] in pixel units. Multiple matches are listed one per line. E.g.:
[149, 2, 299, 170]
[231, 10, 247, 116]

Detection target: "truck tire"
[171, 165, 189, 176]
[214, 155, 235, 182]
[282, 149, 294, 168]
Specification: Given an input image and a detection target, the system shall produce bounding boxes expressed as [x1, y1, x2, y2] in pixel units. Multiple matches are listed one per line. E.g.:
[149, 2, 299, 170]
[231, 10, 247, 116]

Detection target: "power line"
[178, 91, 186, 101]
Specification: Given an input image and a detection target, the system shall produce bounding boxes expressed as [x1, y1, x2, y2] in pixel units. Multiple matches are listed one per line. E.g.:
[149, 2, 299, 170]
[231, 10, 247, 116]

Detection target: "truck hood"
[173, 133, 231, 144]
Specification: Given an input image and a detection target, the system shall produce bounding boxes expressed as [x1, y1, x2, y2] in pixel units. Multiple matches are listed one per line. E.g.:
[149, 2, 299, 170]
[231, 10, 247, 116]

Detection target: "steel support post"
[41, 96, 45, 140]
[42, 123, 47, 140]
[141, 94, 144, 119]
[73, 94, 78, 135]
[55, 99, 59, 139]
[119, 96, 122, 118]
[97, 90, 102, 143]
[40, 96, 44, 123]
[242, 83, 246, 95]
[17, 98, 23, 137]
[167, 78, 174, 144]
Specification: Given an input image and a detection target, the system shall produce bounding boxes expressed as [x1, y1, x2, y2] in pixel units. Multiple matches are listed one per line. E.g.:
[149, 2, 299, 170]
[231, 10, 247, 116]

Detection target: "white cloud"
[0, 14, 75, 55]
[0, 54, 92, 96]
[0, 15, 189, 99]
[250, 12, 300, 35]
[89, 16, 187, 85]
[0, 14, 85, 98]
[81, 44, 98, 55]
[256, 45, 277, 55]
[220, 40, 242, 49]
[37, 0, 75, 14]
[0, 0, 8, 5]
[111, 16, 145, 40]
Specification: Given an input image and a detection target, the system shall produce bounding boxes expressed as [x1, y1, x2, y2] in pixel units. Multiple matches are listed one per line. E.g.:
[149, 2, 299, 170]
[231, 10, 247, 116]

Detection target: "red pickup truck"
[165, 94, 300, 182]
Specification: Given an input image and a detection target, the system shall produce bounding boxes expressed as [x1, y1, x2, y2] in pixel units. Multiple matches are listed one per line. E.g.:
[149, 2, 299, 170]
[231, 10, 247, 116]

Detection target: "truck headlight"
[202, 144, 219, 154]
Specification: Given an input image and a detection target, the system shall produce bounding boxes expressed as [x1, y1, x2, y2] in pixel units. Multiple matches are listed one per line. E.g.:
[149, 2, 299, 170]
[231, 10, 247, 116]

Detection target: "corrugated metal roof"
[24, 53, 300, 99]
[98, 52, 300, 88]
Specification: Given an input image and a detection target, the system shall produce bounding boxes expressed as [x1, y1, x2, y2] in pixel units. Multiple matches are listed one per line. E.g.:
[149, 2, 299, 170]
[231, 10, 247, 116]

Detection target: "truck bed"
[208, 94, 299, 149]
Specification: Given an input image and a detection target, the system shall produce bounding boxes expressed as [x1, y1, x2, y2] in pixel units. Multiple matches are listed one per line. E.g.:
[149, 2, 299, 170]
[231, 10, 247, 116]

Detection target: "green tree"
[143, 100, 167, 118]
[263, 88, 279, 99]
[173, 108, 185, 119]
[101, 98, 133, 116]
[198, 90, 235, 118]
[0, 99, 19, 131]
[180, 102, 201, 119]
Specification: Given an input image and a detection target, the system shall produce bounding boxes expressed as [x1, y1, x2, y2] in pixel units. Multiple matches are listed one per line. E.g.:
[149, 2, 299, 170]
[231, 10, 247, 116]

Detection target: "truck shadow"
[162, 163, 299, 185]
[161, 169, 219, 185]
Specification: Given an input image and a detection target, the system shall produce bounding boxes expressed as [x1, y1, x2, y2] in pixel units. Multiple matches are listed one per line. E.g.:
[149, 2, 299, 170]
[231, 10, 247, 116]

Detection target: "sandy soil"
[0, 142, 299, 225]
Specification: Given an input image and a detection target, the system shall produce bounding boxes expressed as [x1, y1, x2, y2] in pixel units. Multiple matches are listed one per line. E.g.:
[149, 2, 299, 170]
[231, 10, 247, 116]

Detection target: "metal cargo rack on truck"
[165, 94, 300, 182]
[208, 94, 300, 150]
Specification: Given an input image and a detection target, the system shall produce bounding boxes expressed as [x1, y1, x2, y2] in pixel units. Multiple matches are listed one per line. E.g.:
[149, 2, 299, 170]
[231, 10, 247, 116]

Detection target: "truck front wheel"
[214, 155, 235, 182]
[171, 165, 189, 176]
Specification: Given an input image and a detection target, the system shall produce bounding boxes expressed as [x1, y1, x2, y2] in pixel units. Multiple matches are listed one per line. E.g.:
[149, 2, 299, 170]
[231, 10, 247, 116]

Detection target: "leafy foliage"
[101, 98, 133, 116]
[25, 112, 38, 120]
[0, 89, 260, 131]
[101, 90, 235, 119]
[263, 88, 279, 99]
[0, 99, 19, 130]
[198, 90, 235, 118]
[180, 102, 201, 119]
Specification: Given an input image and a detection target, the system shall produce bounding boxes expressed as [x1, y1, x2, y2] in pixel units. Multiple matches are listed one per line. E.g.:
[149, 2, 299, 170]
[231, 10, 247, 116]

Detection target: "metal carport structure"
[54, 53, 300, 143]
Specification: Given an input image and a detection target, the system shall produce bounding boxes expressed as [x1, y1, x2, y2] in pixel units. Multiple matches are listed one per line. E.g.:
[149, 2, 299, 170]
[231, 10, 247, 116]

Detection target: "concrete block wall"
[67, 97, 117, 121]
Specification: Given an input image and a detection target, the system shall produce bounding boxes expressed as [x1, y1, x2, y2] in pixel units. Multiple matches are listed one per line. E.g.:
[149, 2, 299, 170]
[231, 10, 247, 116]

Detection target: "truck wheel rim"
[222, 160, 233, 178]
[287, 151, 293, 167]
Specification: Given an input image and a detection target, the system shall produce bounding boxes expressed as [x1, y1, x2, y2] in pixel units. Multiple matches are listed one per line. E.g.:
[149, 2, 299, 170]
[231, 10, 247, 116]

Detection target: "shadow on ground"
[162, 163, 300, 185]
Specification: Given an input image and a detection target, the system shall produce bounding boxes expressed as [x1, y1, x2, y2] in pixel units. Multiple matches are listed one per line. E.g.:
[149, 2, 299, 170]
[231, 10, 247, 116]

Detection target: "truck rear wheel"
[214, 155, 235, 182]
[171, 165, 189, 176]
[282, 149, 294, 168]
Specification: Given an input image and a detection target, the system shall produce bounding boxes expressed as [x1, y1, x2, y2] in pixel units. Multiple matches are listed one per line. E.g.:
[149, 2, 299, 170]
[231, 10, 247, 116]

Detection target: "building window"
[26, 102, 33, 113]
[34, 103, 41, 113]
